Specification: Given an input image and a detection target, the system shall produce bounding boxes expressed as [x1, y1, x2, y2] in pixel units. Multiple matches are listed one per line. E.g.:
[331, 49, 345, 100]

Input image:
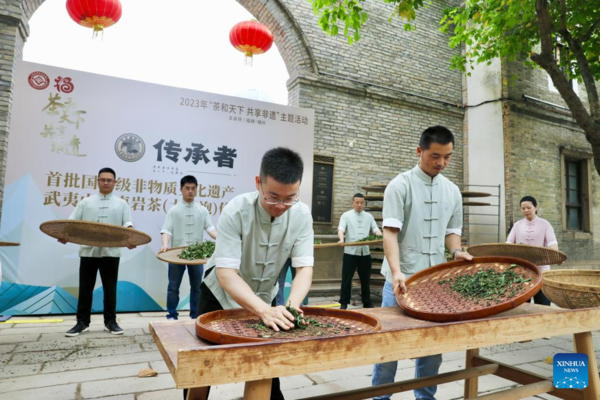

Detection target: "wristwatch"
[451, 248, 461, 260]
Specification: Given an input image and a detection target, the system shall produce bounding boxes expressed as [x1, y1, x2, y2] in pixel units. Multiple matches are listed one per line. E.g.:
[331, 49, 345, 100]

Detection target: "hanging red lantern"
[66, 0, 123, 38]
[229, 20, 274, 66]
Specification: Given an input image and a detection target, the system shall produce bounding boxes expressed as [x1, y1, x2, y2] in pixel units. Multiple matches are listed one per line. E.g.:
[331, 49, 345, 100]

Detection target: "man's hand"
[58, 239, 67, 245]
[392, 270, 407, 296]
[338, 238, 344, 244]
[258, 305, 295, 331]
[127, 245, 137, 250]
[159, 246, 169, 253]
[454, 251, 473, 261]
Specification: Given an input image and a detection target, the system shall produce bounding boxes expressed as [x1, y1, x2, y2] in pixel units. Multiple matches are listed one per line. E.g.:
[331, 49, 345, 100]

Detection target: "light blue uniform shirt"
[69, 193, 133, 258]
[381, 165, 462, 281]
[160, 200, 215, 247]
[338, 209, 379, 255]
[203, 191, 314, 309]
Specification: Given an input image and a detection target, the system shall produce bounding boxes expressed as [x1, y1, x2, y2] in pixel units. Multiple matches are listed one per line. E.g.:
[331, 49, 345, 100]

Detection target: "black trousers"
[77, 257, 120, 324]
[339, 253, 372, 305]
[183, 267, 285, 400]
[533, 288, 551, 306]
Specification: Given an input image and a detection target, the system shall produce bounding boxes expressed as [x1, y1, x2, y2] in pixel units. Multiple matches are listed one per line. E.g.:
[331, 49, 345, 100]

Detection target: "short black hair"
[353, 193, 364, 200]
[520, 196, 537, 207]
[419, 126, 455, 150]
[260, 147, 304, 185]
[180, 175, 198, 188]
[98, 167, 116, 179]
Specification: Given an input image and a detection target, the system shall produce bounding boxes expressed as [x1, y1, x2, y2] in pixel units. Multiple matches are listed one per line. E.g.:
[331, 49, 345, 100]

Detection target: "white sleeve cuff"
[445, 228, 461, 236]
[383, 218, 403, 230]
[160, 229, 172, 236]
[337, 227, 345, 233]
[215, 257, 241, 269]
[206, 226, 216, 233]
[547, 241, 558, 247]
[124, 222, 133, 228]
[291, 256, 314, 268]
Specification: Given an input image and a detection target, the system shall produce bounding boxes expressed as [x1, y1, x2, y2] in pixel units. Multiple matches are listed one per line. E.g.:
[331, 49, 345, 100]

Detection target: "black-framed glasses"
[260, 183, 299, 206]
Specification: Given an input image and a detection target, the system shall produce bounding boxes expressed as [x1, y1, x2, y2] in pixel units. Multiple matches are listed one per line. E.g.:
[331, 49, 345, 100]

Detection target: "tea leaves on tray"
[314, 238, 322, 245]
[437, 265, 532, 305]
[356, 235, 383, 242]
[178, 241, 215, 260]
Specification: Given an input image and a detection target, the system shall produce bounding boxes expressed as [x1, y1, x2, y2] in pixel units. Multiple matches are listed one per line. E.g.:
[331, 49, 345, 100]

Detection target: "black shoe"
[105, 320, 124, 335]
[340, 304, 348, 310]
[363, 303, 375, 308]
[65, 321, 89, 337]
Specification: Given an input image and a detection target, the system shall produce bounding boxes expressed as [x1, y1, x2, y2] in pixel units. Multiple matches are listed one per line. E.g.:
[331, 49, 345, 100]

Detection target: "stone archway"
[0, 0, 315, 214]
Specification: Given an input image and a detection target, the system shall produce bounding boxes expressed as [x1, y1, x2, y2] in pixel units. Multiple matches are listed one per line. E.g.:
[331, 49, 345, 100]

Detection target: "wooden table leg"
[464, 348, 480, 399]
[186, 387, 209, 400]
[244, 378, 272, 400]
[573, 331, 600, 400]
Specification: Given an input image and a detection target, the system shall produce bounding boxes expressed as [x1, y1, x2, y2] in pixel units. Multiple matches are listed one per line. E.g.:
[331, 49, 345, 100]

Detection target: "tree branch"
[579, 16, 600, 43]
[532, 0, 596, 131]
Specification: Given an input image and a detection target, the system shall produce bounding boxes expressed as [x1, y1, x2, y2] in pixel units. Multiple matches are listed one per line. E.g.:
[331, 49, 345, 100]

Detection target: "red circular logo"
[28, 71, 50, 90]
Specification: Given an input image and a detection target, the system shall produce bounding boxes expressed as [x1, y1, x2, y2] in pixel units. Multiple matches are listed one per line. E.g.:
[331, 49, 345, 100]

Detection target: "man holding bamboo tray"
[372, 126, 472, 400]
[159, 175, 218, 320]
[61, 167, 135, 337]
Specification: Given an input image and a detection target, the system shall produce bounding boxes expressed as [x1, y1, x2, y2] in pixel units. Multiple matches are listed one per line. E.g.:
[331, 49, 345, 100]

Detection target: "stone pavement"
[0, 296, 596, 400]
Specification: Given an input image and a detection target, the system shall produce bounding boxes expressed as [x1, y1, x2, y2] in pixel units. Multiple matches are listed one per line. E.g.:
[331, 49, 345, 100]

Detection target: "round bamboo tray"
[462, 201, 491, 206]
[542, 269, 600, 309]
[156, 246, 209, 265]
[467, 243, 567, 266]
[396, 256, 542, 322]
[40, 220, 151, 247]
[460, 191, 492, 198]
[196, 307, 381, 344]
[0, 242, 19, 246]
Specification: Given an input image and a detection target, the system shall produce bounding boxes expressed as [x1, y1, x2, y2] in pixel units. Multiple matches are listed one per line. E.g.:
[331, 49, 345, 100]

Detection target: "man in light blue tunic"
[183, 147, 313, 400]
[160, 175, 218, 320]
[337, 193, 382, 309]
[372, 126, 472, 400]
[62, 167, 135, 337]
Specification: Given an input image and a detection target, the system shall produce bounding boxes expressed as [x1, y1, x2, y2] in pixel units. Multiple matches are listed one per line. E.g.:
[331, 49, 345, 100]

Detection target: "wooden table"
[150, 304, 600, 400]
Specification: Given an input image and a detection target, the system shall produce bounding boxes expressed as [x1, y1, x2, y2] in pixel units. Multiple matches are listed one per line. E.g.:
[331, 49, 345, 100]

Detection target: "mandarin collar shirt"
[338, 209, 379, 256]
[380, 164, 463, 280]
[68, 192, 133, 258]
[161, 199, 215, 247]
[203, 191, 314, 309]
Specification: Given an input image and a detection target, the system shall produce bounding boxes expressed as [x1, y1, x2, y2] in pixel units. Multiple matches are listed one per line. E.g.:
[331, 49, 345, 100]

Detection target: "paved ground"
[0, 296, 596, 399]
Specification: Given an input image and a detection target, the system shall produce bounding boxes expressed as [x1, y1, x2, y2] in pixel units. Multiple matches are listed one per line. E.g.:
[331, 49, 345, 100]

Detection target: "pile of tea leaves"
[437, 264, 532, 306]
[314, 238, 322, 245]
[178, 241, 215, 260]
[356, 235, 383, 242]
[246, 305, 352, 338]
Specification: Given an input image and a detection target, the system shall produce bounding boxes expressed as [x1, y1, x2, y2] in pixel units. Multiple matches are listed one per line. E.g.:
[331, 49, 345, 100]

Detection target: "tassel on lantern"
[245, 51, 253, 67]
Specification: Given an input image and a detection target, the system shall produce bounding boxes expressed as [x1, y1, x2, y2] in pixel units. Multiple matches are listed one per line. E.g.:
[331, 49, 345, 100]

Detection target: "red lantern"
[229, 20, 274, 66]
[66, 0, 122, 38]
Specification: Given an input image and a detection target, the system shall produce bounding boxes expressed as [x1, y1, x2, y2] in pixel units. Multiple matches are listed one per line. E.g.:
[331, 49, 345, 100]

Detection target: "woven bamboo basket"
[542, 269, 600, 309]
[467, 243, 567, 266]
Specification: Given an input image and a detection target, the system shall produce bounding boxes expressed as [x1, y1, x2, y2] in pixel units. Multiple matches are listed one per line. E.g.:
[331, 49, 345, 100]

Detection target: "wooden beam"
[186, 387, 208, 400]
[573, 332, 600, 400]
[465, 349, 480, 398]
[471, 356, 583, 400]
[243, 379, 272, 400]
[475, 380, 554, 399]
[298, 364, 499, 400]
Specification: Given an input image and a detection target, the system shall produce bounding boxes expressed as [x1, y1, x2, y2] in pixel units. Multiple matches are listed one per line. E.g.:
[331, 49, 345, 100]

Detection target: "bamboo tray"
[0, 242, 19, 247]
[40, 220, 151, 247]
[460, 191, 492, 198]
[396, 256, 542, 322]
[314, 239, 383, 249]
[157, 246, 209, 265]
[462, 201, 491, 206]
[196, 307, 381, 344]
[542, 269, 600, 309]
[467, 243, 566, 266]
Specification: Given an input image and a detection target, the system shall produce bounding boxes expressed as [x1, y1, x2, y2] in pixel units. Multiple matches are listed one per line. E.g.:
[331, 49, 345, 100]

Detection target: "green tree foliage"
[310, 0, 600, 174]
